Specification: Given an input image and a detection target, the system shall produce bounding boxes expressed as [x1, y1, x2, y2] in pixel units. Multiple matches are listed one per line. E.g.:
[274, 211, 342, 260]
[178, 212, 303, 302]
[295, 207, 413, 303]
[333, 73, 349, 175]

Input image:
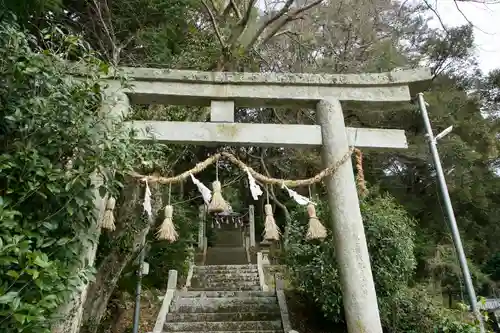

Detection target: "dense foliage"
[0, 18, 143, 332]
[285, 193, 486, 332]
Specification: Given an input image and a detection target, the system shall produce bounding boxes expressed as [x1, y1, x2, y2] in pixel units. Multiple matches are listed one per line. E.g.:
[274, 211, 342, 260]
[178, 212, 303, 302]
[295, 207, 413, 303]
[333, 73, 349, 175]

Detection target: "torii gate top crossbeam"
[99, 66, 432, 149]
[117, 67, 429, 86]
[104, 67, 431, 107]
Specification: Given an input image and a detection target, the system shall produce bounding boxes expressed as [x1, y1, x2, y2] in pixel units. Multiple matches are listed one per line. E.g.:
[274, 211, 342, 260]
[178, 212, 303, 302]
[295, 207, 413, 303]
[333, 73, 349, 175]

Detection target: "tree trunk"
[108, 291, 128, 333]
[51, 173, 107, 333]
[80, 178, 163, 333]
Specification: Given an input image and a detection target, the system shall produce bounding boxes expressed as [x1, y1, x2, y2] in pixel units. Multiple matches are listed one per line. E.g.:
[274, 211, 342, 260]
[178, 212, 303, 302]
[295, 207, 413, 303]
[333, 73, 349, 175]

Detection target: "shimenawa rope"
[130, 149, 354, 187]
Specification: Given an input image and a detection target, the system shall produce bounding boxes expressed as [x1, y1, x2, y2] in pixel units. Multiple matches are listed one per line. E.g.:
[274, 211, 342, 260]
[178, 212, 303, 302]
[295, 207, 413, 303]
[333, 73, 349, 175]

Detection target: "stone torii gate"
[105, 67, 431, 333]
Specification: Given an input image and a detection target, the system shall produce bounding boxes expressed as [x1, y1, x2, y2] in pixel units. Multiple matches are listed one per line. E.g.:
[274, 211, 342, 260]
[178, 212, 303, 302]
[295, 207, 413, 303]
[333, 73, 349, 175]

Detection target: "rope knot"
[105, 196, 116, 211]
[264, 204, 273, 216]
[164, 205, 173, 218]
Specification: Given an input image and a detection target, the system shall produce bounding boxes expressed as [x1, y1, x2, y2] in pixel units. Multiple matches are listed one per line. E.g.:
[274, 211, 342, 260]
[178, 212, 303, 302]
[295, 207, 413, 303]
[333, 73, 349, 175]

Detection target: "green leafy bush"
[285, 194, 417, 322]
[384, 285, 486, 333]
[284, 193, 487, 332]
[0, 18, 139, 332]
[142, 202, 198, 289]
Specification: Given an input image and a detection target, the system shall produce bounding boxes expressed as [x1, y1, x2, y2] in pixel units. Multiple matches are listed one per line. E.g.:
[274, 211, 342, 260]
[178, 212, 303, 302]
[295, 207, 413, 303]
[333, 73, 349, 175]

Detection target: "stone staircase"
[205, 225, 247, 265]
[205, 247, 248, 266]
[161, 264, 283, 333]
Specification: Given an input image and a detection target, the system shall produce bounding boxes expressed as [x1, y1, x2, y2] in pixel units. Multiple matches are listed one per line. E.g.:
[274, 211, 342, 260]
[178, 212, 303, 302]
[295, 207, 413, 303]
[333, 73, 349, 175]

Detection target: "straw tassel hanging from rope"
[305, 186, 327, 240]
[263, 186, 280, 241]
[208, 159, 229, 213]
[157, 183, 178, 242]
[306, 203, 327, 240]
[100, 196, 117, 231]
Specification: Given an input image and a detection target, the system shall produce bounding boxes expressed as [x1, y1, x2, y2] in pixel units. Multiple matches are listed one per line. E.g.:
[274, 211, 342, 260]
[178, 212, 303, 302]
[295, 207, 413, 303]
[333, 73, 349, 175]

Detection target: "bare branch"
[226, 0, 258, 47]
[272, 29, 293, 38]
[258, 149, 291, 222]
[422, 0, 449, 35]
[251, 47, 273, 70]
[201, 0, 226, 48]
[240, 0, 259, 27]
[246, 0, 323, 50]
[452, 0, 494, 35]
[91, 0, 119, 64]
[229, 0, 242, 20]
[292, 0, 324, 15]
[245, 0, 294, 49]
[272, 108, 287, 124]
[430, 0, 494, 36]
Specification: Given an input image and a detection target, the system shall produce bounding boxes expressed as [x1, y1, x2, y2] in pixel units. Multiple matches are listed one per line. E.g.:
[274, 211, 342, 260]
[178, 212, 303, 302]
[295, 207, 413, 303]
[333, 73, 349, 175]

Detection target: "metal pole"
[417, 93, 485, 332]
[132, 240, 146, 333]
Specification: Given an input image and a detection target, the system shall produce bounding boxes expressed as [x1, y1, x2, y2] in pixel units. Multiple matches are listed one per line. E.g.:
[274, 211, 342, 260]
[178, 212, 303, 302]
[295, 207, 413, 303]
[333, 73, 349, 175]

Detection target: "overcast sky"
[429, 0, 500, 74]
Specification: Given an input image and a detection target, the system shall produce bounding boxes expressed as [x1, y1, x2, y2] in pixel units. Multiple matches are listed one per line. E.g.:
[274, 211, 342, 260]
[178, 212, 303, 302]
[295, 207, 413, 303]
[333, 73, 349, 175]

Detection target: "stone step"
[190, 283, 260, 291]
[177, 291, 275, 298]
[187, 285, 262, 291]
[194, 279, 259, 284]
[195, 265, 257, 271]
[213, 243, 244, 247]
[204, 258, 248, 265]
[195, 269, 258, 275]
[205, 248, 248, 265]
[172, 300, 279, 313]
[193, 278, 259, 285]
[191, 276, 259, 285]
[162, 331, 281, 333]
[214, 230, 243, 239]
[205, 246, 244, 249]
[174, 296, 278, 308]
[195, 272, 259, 279]
[166, 311, 280, 322]
[164, 320, 282, 331]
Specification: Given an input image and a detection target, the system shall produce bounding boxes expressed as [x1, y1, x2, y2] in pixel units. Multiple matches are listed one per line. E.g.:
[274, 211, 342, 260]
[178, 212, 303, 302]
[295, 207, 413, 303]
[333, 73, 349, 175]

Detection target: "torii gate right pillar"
[317, 98, 382, 332]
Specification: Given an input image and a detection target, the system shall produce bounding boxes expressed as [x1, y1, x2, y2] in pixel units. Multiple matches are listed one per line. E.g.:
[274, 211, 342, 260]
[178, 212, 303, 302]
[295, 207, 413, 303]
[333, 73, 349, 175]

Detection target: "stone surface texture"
[126, 121, 408, 149]
[211, 100, 235, 122]
[121, 80, 411, 105]
[118, 67, 430, 86]
[95, 66, 431, 106]
[275, 277, 293, 333]
[317, 99, 383, 333]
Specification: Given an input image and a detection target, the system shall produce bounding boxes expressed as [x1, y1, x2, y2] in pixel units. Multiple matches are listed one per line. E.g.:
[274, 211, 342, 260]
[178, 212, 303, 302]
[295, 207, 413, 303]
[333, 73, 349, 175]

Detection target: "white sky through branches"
[428, 0, 500, 74]
[257, 0, 500, 74]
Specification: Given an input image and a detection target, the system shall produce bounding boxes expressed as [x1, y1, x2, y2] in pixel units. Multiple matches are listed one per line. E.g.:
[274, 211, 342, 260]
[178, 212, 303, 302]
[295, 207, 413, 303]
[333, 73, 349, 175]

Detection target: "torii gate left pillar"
[103, 67, 431, 333]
